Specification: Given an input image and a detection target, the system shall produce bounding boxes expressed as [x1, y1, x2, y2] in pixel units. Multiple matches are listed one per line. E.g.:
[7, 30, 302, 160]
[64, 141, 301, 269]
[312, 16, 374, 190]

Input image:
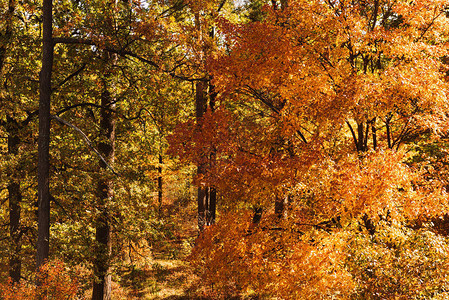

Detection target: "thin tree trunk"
[208, 187, 216, 225]
[207, 81, 217, 226]
[274, 194, 286, 219]
[357, 122, 365, 152]
[2, 0, 22, 282]
[197, 186, 207, 231]
[8, 182, 21, 282]
[7, 117, 22, 282]
[92, 70, 116, 300]
[157, 153, 163, 215]
[195, 11, 218, 230]
[252, 207, 263, 224]
[386, 115, 392, 149]
[0, 0, 14, 71]
[196, 80, 208, 231]
[37, 0, 54, 271]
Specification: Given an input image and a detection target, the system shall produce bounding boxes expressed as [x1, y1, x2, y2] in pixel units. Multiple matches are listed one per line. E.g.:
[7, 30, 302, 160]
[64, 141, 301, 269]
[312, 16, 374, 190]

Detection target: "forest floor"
[115, 258, 197, 299]
[113, 191, 203, 299]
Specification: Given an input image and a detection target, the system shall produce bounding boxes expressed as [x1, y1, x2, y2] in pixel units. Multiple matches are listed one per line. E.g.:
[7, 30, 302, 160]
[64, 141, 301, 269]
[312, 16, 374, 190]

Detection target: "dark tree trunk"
[372, 118, 377, 150]
[196, 80, 208, 231]
[386, 116, 392, 149]
[92, 74, 116, 300]
[8, 181, 21, 282]
[197, 185, 207, 231]
[209, 187, 216, 225]
[0, 0, 14, 71]
[158, 153, 163, 215]
[37, 0, 54, 271]
[357, 122, 365, 152]
[274, 194, 286, 219]
[195, 80, 217, 230]
[207, 81, 217, 226]
[252, 207, 263, 224]
[7, 117, 22, 282]
[194, 12, 218, 231]
[2, 0, 22, 282]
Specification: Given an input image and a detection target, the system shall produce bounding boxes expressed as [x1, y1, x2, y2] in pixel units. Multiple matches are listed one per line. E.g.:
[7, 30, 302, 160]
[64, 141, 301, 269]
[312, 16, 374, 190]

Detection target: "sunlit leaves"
[0, 260, 79, 300]
[176, 0, 449, 298]
[191, 211, 355, 299]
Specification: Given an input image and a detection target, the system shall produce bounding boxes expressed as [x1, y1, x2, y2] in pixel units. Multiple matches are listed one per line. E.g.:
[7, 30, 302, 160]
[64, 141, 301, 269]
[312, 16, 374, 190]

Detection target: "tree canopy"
[2, 0, 449, 299]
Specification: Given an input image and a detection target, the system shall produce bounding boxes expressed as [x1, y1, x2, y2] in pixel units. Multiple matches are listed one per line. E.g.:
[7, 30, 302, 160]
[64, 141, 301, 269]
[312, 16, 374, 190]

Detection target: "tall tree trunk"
[372, 118, 377, 150]
[7, 117, 22, 282]
[194, 11, 218, 230]
[207, 81, 217, 226]
[195, 10, 209, 232]
[37, 0, 54, 271]
[2, 0, 21, 282]
[92, 63, 116, 300]
[196, 80, 207, 231]
[274, 194, 286, 219]
[157, 153, 163, 215]
[195, 81, 217, 230]
[0, 0, 14, 71]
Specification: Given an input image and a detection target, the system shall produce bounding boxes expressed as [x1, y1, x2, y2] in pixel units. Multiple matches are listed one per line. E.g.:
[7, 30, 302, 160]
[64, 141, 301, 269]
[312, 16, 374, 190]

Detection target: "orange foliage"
[170, 0, 449, 298]
[0, 260, 79, 300]
[190, 211, 355, 299]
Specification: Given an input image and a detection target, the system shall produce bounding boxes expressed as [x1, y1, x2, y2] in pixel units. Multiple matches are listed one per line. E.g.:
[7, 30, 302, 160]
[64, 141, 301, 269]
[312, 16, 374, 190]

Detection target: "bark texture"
[37, 0, 54, 271]
[158, 153, 163, 215]
[196, 81, 208, 231]
[92, 65, 116, 300]
[195, 80, 217, 231]
[7, 116, 22, 282]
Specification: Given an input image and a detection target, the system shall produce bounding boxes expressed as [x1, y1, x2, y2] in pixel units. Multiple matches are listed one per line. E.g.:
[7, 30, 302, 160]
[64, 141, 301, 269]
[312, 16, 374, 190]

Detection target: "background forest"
[2, 0, 449, 299]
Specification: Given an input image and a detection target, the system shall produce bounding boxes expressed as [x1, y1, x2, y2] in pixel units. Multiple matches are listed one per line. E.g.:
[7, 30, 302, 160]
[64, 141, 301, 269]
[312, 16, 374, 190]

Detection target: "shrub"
[0, 260, 79, 300]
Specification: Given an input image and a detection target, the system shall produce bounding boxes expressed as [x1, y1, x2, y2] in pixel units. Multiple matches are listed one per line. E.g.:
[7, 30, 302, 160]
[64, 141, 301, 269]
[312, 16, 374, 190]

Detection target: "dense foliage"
[2, 0, 449, 299]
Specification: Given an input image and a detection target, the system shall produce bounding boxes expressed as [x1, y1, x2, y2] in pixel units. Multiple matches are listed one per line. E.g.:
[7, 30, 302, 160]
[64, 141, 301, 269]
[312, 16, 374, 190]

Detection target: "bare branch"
[51, 115, 119, 176]
[217, 0, 227, 12]
[53, 37, 204, 82]
[52, 63, 86, 92]
[56, 102, 112, 116]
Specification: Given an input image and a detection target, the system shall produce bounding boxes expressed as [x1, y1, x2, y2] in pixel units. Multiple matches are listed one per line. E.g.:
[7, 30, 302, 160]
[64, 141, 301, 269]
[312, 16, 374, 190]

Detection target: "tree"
[36, 0, 54, 272]
[0, 0, 208, 297]
[0, 0, 43, 283]
[43, 1, 198, 297]
[1, 0, 21, 283]
[173, 0, 449, 297]
[181, 0, 236, 231]
[92, 53, 116, 300]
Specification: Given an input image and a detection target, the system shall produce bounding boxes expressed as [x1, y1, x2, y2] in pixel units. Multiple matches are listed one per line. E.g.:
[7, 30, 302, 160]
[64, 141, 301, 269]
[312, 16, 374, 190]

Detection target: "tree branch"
[346, 120, 358, 151]
[51, 115, 119, 176]
[56, 102, 147, 121]
[53, 37, 204, 82]
[56, 102, 113, 116]
[52, 63, 86, 92]
[296, 129, 308, 144]
[217, 0, 227, 12]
